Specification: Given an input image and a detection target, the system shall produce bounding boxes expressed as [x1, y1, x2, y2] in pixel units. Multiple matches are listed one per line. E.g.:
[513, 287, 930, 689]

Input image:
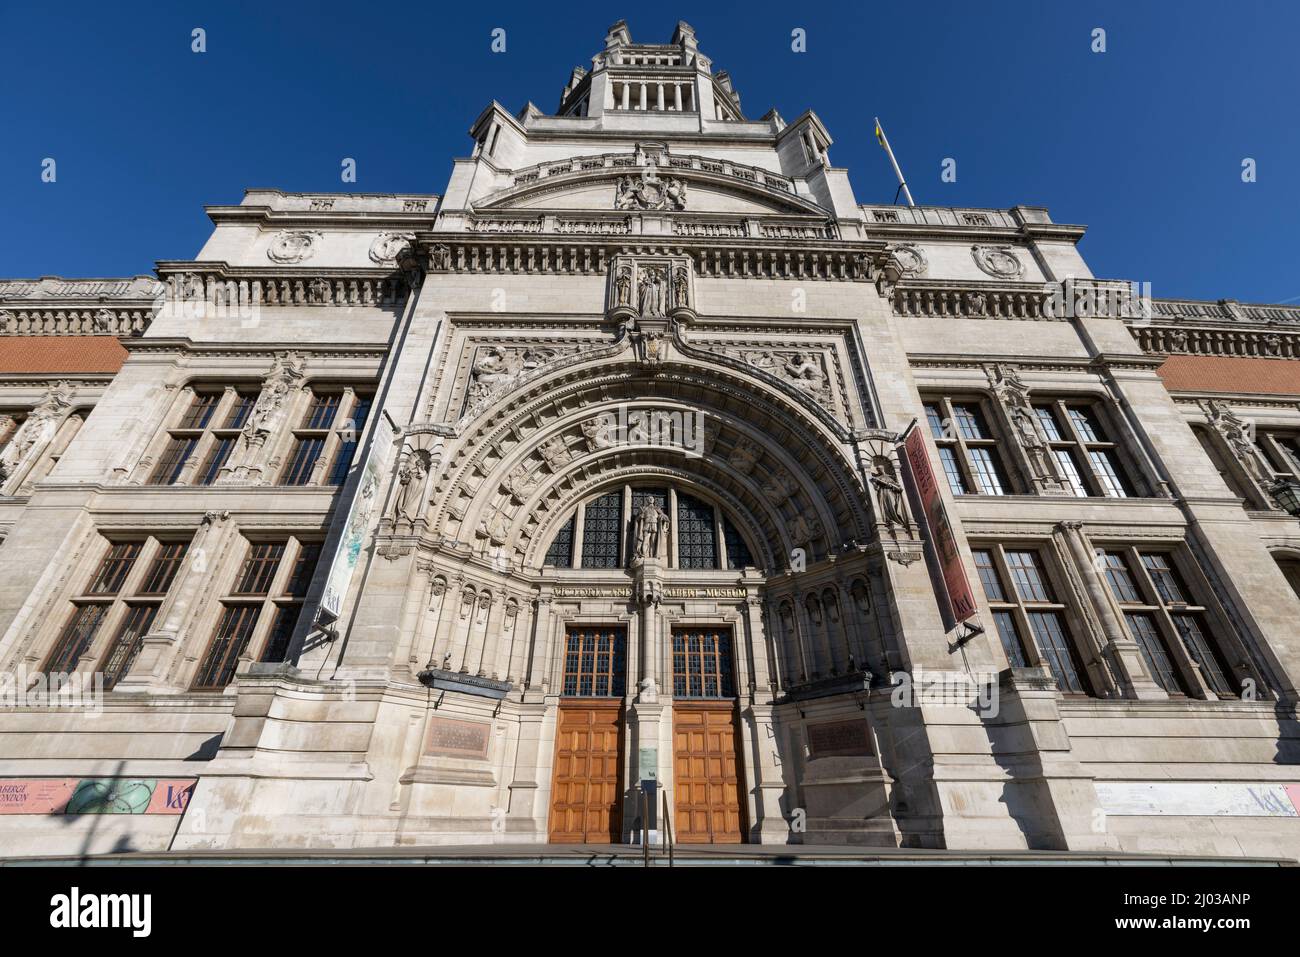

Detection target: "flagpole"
[874, 116, 915, 207]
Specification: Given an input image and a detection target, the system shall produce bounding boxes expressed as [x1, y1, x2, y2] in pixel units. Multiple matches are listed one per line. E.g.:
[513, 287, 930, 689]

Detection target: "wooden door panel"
[672, 703, 746, 844]
[548, 703, 623, 843]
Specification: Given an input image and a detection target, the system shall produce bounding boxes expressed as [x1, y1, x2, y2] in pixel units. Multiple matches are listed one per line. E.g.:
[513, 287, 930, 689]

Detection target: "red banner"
[901, 426, 978, 625]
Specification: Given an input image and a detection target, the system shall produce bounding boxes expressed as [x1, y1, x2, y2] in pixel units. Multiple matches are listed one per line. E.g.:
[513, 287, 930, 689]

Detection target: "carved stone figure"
[582, 415, 616, 451]
[1205, 399, 1274, 486]
[761, 468, 798, 504]
[244, 353, 305, 447]
[392, 451, 429, 522]
[614, 265, 633, 306]
[672, 266, 690, 309]
[637, 267, 665, 317]
[781, 352, 826, 395]
[539, 436, 570, 471]
[429, 244, 451, 271]
[788, 510, 823, 547]
[728, 440, 759, 474]
[1, 382, 75, 474]
[632, 499, 670, 561]
[871, 456, 909, 532]
[501, 463, 537, 501]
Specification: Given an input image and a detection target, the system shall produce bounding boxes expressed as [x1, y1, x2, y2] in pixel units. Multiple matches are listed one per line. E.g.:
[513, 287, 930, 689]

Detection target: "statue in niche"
[672, 265, 690, 309]
[637, 266, 665, 317]
[614, 265, 633, 306]
[632, 499, 670, 561]
[392, 450, 430, 522]
[871, 455, 909, 533]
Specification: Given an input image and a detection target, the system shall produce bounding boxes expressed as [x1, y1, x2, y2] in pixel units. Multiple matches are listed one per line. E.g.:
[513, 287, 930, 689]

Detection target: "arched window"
[541, 483, 758, 571]
[580, 491, 623, 568]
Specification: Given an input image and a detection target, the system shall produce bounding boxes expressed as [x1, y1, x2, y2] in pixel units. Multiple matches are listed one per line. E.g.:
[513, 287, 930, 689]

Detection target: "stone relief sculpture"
[761, 468, 798, 504]
[267, 231, 322, 264]
[614, 161, 686, 211]
[672, 265, 690, 309]
[368, 232, 415, 265]
[728, 439, 759, 474]
[985, 362, 1062, 491]
[632, 499, 670, 561]
[0, 382, 75, 487]
[1203, 399, 1275, 487]
[971, 244, 1025, 279]
[244, 353, 306, 449]
[539, 435, 570, 472]
[462, 344, 569, 418]
[501, 463, 537, 502]
[788, 509, 824, 548]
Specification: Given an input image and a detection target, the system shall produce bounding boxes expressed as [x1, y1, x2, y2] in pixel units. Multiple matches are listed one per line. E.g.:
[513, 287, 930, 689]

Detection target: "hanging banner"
[319, 416, 399, 620]
[900, 424, 978, 626]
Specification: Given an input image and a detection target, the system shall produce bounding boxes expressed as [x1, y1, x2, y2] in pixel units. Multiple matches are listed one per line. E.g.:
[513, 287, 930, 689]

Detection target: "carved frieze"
[461, 343, 579, 419]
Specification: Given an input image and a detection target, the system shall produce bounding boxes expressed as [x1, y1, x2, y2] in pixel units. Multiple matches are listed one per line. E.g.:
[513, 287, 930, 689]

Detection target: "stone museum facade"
[1, 20, 1299, 858]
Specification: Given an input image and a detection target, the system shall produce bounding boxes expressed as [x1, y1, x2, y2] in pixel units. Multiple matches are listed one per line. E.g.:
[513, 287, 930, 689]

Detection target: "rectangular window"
[196, 437, 237, 486]
[937, 447, 969, 495]
[992, 610, 1028, 668]
[150, 436, 198, 485]
[303, 393, 342, 430]
[177, 393, 220, 430]
[561, 628, 626, 698]
[138, 542, 187, 595]
[972, 549, 1005, 601]
[193, 605, 260, 690]
[973, 543, 1093, 694]
[260, 606, 300, 664]
[100, 605, 158, 691]
[1105, 545, 1242, 699]
[923, 396, 1012, 496]
[1053, 449, 1088, 497]
[1125, 611, 1184, 694]
[1005, 550, 1052, 602]
[1089, 449, 1130, 497]
[283, 437, 325, 486]
[1101, 552, 1142, 603]
[43, 605, 109, 674]
[235, 543, 285, 595]
[672, 629, 735, 698]
[1028, 611, 1087, 695]
[284, 543, 321, 598]
[89, 543, 142, 595]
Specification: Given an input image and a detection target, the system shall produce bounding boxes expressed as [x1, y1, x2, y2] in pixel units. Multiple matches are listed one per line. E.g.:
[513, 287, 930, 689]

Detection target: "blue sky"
[2, 0, 1297, 303]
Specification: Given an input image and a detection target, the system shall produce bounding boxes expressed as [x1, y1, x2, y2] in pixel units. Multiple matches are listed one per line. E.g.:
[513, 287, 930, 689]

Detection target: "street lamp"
[1271, 478, 1300, 517]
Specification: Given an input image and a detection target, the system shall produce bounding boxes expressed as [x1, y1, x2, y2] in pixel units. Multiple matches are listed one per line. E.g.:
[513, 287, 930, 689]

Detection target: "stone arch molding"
[474, 156, 828, 218]
[421, 350, 875, 574]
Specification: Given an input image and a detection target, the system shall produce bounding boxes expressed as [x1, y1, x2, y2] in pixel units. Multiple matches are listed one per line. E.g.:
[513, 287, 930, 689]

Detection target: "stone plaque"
[806, 720, 873, 758]
[424, 717, 492, 760]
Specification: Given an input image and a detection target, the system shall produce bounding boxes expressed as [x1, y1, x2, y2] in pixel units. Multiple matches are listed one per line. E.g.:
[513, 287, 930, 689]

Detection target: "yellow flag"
[875, 120, 886, 149]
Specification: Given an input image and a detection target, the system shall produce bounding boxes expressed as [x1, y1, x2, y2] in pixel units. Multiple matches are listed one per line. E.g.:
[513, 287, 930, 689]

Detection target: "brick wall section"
[0, 336, 128, 374]
[1157, 354, 1300, 396]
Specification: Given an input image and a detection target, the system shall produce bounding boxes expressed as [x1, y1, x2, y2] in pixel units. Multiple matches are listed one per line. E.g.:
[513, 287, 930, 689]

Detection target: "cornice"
[119, 337, 389, 359]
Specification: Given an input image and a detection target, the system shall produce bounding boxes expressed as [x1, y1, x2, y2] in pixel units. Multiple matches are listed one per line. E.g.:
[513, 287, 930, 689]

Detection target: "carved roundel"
[971, 244, 1024, 279]
[267, 231, 322, 264]
[369, 232, 415, 265]
[889, 243, 927, 278]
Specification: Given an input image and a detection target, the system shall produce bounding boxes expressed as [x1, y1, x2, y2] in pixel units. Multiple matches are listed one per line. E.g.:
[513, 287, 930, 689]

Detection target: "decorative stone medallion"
[267, 231, 322, 264]
[971, 244, 1025, 280]
[368, 232, 415, 265]
[889, 243, 927, 278]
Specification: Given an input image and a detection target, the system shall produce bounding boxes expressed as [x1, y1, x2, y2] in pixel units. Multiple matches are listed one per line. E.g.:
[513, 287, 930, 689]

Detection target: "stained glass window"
[581, 491, 623, 568]
[676, 492, 717, 569]
[544, 516, 575, 567]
